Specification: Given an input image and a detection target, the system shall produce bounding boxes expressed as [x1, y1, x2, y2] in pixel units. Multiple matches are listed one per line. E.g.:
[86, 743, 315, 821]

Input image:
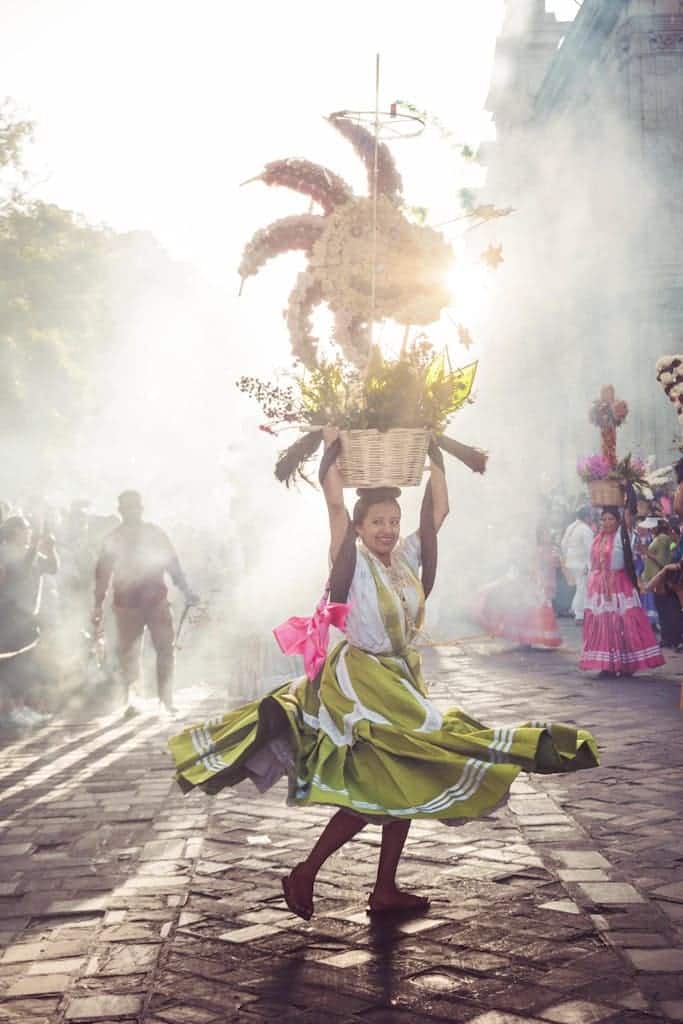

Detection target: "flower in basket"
[616, 453, 647, 486]
[577, 454, 612, 482]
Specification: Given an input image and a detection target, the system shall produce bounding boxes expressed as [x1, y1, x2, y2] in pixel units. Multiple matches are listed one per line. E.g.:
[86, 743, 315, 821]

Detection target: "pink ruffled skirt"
[474, 576, 561, 649]
[580, 569, 664, 674]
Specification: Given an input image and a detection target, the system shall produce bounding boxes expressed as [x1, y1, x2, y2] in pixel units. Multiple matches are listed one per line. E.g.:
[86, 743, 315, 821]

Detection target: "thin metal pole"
[369, 52, 380, 346]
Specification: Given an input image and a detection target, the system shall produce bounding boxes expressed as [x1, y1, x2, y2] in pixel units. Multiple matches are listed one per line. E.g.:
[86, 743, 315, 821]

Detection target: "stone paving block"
[395, 916, 448, 935]
[27, 955, 86, 974]
[557, 869, 610, 882]
[64, 993, 143, 1019]
[0, 843, 35, 857]
[0, 882, 25, 897]
[624, 948, 683, 973]
[653, 882, 683, 903]
[577, 882, 646, 904]
[85, 942, 159, 976]
[5, 972, 71, 996]
[468, 1013, 546, 1024]
[657, 901, 683, 924]
[1, 941, 46, 964]
[103, 910, 126, 925]
[97, 923, 161, 943]
[318, 948, 376, 968]
[148, 1006, 217, 1023]
[139, 838, 186, 861]
[237, 907, 299, 926]
[0, 996, 62, 1021]
[219, 923, 284, 943]
[549, 851, 611, 869]
[118, 874, 186, 890]
[46, 896, 109, 915]
[539, 900, 581, 915]
[409, 970, 465, 994]
[540, 999, 617, 1022]
[606, 931, 668, 948]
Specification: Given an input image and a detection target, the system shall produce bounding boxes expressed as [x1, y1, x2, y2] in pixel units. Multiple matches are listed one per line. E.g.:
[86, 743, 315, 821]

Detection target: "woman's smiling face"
[356, 500, 401, 560]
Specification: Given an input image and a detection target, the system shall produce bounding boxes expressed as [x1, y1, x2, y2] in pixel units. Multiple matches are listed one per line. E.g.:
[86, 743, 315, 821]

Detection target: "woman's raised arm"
[321, 427, 350, 563]
[429, 455, 450, 534]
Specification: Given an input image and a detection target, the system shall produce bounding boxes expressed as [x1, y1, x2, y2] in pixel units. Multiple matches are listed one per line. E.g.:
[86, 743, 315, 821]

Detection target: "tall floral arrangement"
[236, 108, 498, 486]
[589, 385, 628, 468]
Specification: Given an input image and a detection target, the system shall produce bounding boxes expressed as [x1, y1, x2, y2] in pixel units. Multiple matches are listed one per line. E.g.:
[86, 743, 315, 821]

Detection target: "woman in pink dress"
[474, 527, 562, 650]
[580, 507, 664, 676]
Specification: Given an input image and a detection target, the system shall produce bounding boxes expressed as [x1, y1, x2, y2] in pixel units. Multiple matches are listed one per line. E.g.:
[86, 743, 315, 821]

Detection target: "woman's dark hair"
[352, 487, 401, 526]
[601, 506, 621, 521]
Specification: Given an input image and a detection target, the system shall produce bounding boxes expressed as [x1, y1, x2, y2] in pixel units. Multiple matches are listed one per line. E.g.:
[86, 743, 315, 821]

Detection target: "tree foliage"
[0, 101, 193, 462]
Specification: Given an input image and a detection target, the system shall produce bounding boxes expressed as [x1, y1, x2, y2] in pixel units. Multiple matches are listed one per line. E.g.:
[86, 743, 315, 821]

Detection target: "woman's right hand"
[322, 426, 340, 448]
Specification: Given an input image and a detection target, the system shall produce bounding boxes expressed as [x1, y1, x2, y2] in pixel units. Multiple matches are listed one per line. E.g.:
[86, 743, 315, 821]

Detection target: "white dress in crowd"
[560, 519, 594, 622]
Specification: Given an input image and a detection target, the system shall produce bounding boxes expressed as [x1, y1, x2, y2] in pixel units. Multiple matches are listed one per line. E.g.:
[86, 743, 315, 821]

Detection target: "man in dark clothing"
[0, 515, 58, 726]
[92, 491, 198, 714]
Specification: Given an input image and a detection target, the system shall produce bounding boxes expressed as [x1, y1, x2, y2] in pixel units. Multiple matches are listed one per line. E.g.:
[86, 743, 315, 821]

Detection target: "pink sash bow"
[273, 594, 350, 681]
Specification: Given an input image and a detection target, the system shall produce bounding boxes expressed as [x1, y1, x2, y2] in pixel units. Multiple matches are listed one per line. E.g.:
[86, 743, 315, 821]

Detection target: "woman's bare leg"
[283, 809, 366, 919]
[369, 820, 430, 911]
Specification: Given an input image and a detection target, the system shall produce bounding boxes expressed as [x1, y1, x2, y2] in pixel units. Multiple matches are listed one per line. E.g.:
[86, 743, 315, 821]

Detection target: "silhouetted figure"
[0, 515, 58, 727]
[92, 491, 198, 714]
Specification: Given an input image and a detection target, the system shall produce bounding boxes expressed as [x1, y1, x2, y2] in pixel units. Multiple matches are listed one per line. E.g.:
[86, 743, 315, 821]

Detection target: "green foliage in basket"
[237, 338, 477, 434]
[616, 453, 648, 486]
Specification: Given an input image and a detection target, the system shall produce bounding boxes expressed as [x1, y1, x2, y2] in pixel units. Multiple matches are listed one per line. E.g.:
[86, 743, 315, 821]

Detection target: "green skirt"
[168, 642, 599, 821]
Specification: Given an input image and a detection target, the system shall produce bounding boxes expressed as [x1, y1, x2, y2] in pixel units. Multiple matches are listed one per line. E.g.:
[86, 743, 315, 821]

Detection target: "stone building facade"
[482, 0, 683, 473]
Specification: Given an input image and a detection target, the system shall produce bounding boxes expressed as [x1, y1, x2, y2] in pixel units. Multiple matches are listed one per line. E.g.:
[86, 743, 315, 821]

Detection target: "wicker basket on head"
[588, 478, 625, 508]
[337, 428, 430, 488]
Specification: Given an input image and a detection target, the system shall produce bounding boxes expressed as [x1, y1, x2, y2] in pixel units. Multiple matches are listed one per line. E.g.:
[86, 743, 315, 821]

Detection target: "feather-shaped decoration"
[437, 434, 488, 474]
[258, 159, 353, 215]
[285, 272, 324, 371]
[239, 215, 326, 288]
[275, 430, 324, 487]
[328, 114, 403, 204]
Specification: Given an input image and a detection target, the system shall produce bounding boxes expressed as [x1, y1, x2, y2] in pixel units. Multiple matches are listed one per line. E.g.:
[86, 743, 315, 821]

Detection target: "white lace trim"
[582, 645, 663, 665]
[585, 592, 642, 614]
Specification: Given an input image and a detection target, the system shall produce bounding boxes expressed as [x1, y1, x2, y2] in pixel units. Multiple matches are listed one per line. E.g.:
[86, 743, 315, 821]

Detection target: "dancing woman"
[580, 507, 664, 676]
[169, 428, 599, 919]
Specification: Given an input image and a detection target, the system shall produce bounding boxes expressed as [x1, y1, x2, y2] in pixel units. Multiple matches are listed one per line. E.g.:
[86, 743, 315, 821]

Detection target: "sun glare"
[446, 257, 494, 337]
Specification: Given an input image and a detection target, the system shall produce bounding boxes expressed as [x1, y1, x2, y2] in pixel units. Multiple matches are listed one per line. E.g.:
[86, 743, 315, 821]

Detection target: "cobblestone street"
[1, 628, 682, 1024]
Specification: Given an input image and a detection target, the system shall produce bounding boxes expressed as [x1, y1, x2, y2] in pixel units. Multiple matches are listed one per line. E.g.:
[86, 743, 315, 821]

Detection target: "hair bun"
[355, 486, 402, 499]
[352, 486, 402, 526]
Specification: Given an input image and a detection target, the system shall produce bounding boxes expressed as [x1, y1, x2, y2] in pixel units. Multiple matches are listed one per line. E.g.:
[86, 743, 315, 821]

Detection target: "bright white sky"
[1, 0, 576, 281]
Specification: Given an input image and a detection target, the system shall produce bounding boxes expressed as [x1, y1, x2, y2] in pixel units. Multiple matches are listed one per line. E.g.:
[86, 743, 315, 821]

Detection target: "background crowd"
[2, 470, 681, 734]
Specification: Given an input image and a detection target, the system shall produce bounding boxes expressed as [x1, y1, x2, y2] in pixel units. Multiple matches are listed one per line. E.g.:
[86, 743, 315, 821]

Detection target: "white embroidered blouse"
[344, 532, 422, 654]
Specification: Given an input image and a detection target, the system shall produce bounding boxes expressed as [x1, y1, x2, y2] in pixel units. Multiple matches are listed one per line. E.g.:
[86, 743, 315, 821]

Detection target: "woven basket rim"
[338, 427, 431, 436]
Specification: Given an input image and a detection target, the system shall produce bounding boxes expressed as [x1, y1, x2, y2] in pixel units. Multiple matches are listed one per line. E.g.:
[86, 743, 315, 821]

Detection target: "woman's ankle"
[294, 860, 316, 878]
[372, 881, 399, 896]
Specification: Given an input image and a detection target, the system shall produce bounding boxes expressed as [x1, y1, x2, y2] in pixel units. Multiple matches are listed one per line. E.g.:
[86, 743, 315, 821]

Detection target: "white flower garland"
[311, 196, 454, 329]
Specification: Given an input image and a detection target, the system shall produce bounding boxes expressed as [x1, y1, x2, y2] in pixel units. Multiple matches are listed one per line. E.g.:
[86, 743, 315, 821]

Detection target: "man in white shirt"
[560, 507, 594, 625]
